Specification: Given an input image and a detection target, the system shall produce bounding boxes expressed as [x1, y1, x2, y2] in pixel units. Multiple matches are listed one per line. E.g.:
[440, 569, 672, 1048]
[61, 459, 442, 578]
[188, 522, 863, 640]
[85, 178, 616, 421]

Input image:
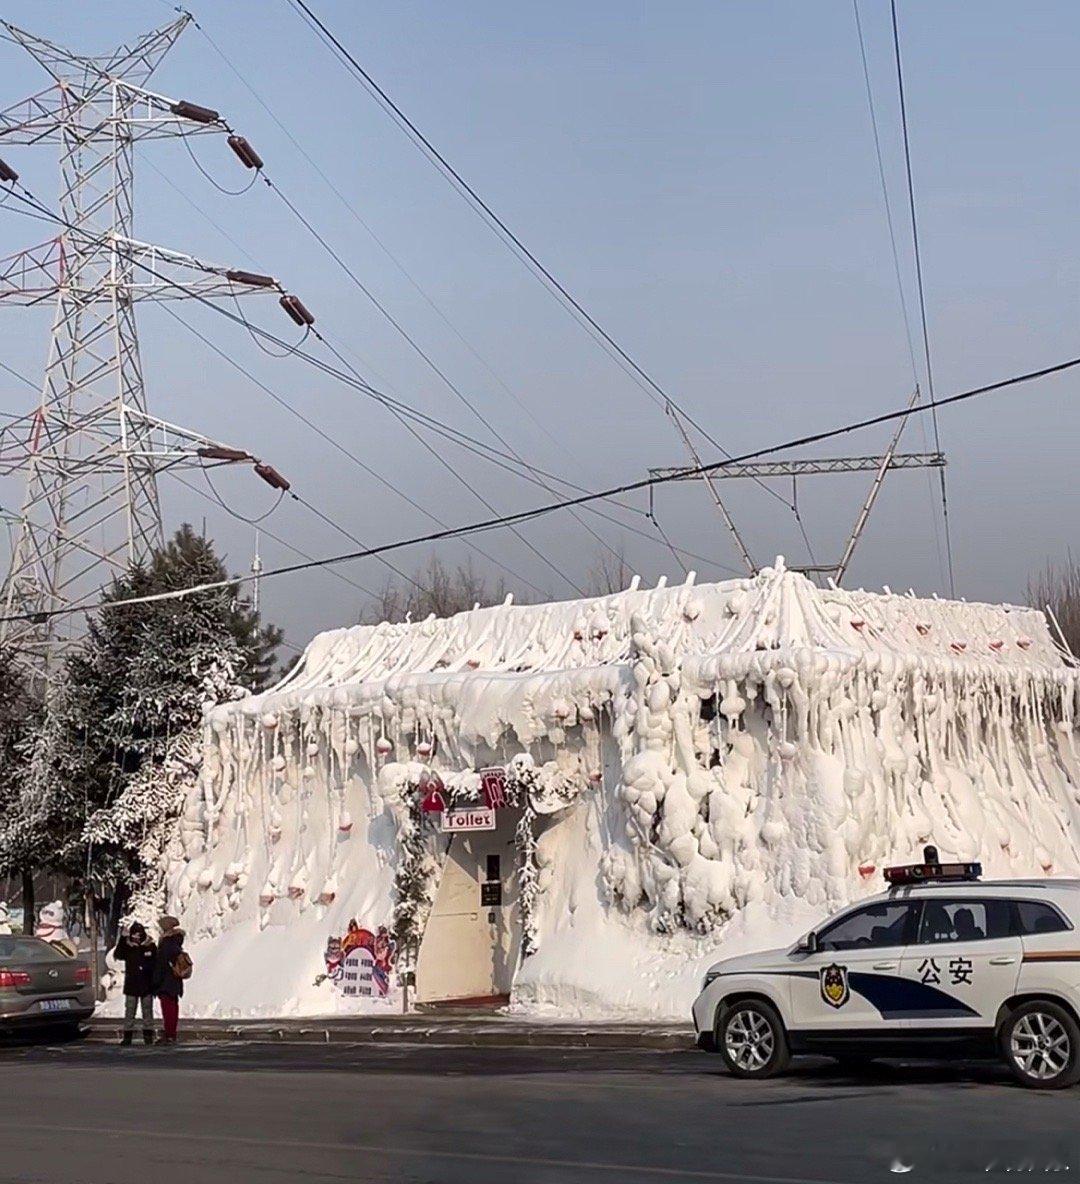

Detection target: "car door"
[896, 896, 1021, 1029]
[788, 900, 921, 1032]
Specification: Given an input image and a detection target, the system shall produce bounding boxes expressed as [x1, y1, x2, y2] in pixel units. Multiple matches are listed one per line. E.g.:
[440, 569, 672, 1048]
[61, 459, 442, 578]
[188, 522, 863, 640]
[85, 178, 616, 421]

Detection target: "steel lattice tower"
[0, 16, 275, 669]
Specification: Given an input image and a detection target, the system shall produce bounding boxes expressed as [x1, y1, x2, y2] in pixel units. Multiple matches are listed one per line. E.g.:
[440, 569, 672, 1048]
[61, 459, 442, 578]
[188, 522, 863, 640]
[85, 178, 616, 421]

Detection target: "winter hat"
[157, 915, 180, 935]
[129, 922, 146, 939]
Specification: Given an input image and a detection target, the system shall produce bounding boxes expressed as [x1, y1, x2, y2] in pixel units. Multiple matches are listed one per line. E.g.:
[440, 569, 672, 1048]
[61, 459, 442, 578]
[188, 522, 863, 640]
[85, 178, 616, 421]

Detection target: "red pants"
[158, 994, 179, 1040]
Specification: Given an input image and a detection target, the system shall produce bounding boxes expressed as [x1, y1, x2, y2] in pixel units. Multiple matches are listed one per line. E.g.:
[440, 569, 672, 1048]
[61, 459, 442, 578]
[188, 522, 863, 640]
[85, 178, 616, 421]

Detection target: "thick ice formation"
[164, 560, 1080, 1018]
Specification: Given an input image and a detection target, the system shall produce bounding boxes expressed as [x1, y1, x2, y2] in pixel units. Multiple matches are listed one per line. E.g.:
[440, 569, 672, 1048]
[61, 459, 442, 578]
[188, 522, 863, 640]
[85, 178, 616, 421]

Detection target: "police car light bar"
[884, 861, 982, 886]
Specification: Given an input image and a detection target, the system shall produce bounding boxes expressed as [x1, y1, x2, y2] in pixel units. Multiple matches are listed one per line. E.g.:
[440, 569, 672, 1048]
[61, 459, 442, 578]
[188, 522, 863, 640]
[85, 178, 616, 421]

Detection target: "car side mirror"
[797, 931, 818, 955]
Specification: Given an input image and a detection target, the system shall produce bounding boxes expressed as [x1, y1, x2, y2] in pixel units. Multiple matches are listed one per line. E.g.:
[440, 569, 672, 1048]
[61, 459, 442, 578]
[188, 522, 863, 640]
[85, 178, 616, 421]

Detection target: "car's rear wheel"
[717, 999, 790, 1079]
[1001, 1001, 1080, 1090]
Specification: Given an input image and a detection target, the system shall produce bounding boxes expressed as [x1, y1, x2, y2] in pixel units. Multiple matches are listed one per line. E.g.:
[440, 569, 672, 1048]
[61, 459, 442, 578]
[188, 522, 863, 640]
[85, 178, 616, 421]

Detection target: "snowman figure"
[0, 901, 11, 935]
[35, 901, 76, 957]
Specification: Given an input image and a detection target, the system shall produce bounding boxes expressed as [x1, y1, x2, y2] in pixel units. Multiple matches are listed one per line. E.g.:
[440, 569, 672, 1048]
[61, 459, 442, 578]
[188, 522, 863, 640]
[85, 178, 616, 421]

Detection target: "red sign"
[480, 767, 507, 810]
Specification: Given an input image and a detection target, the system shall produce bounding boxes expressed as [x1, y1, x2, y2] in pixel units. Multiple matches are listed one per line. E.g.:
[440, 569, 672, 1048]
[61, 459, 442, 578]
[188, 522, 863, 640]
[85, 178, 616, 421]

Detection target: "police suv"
[692, 850, 1080, 1088]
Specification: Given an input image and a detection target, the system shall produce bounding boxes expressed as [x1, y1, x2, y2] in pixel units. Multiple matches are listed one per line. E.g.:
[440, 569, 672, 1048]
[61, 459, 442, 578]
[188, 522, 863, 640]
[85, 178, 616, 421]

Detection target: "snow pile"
[164, 560, 1080, 1019]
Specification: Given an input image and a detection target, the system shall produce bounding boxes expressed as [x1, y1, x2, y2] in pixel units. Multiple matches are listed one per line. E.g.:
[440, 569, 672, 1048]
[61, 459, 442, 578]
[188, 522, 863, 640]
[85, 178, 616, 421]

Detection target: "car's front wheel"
[717, 999, 790, 1079]
[1001, 1001, 1080, 1090]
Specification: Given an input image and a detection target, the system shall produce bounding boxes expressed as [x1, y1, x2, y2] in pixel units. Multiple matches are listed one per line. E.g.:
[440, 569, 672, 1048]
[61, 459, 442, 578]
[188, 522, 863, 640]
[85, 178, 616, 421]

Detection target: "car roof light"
[884, 860, 982, 886]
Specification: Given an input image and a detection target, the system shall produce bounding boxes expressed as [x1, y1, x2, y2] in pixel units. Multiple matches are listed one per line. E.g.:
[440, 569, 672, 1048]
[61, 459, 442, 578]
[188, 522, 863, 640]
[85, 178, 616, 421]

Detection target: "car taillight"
[0, 969, 32, 987]
[74, 965, 90, 985]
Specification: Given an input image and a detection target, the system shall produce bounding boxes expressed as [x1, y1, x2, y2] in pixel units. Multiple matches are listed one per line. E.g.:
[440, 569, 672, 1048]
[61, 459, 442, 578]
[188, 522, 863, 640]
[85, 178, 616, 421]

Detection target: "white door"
[897, 897, 1021, 1028]
[415, 810, 522, 1003]
[789, 900, 921, 1031]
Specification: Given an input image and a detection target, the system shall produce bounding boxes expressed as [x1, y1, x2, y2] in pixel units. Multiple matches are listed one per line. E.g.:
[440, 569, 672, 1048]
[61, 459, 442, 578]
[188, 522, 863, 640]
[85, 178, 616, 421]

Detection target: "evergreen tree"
[37, 525, 281, 927]
[0, 649, 39, 931]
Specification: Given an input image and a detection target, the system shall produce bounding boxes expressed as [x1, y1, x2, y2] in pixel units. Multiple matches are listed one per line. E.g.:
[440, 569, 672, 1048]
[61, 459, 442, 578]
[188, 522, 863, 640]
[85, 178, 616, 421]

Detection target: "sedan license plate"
[38, 998, 73, 1013]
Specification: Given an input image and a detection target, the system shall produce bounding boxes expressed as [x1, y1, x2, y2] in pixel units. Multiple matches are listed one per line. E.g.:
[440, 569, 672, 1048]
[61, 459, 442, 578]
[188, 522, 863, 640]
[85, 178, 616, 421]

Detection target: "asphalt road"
[0, 1036, 1075, 1184]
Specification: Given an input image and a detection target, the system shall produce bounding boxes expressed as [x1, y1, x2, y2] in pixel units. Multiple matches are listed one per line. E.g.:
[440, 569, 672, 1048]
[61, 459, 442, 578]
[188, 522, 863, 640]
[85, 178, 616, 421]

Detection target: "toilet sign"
[441, 806, 496, 833]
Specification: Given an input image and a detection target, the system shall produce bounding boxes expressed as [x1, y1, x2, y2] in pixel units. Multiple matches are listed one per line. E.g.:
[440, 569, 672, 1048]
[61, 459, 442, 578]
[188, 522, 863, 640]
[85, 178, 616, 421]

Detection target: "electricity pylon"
[0, 16, 278, 670]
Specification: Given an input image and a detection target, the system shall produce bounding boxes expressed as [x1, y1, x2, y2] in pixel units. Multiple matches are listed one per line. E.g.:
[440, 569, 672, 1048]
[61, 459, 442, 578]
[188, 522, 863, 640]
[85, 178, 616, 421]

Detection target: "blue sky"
[1, 1, 1078, 646]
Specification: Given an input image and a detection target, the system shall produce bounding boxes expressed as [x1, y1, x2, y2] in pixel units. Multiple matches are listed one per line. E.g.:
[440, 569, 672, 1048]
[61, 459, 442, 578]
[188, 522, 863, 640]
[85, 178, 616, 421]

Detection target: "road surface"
[0, 1036, 1073, 1183]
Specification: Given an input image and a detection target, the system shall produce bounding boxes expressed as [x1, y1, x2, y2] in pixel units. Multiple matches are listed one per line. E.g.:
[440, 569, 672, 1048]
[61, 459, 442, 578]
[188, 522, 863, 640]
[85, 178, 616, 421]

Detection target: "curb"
[85, 1018, 695, 1051]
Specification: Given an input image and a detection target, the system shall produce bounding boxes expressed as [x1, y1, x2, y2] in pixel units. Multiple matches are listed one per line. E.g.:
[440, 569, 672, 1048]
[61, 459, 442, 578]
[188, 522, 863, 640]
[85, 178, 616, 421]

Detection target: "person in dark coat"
[152, 915, 186, 1044]
[112, 921, 156, 1046]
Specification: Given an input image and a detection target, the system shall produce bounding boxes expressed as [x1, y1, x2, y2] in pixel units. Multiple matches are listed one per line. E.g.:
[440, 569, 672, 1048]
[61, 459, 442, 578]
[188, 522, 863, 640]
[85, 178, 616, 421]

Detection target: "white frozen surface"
[157, 562, 1080, 1019]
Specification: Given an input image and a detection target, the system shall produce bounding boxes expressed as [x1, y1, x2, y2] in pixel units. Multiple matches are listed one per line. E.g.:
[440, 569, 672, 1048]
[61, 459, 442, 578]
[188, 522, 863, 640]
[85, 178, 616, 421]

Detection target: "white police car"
[692, 849, 1080, 1089]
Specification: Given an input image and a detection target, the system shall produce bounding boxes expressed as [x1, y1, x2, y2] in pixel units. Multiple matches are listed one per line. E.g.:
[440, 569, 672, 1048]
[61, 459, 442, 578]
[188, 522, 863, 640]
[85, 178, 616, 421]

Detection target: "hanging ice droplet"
[196, 869, 214, 891]
[338, 811, 353, 835]
[302, 765, 317, 779]
[259, 883, 276, 907]
[271, 754, 287, 773]
[306, 740, 320, 757]
[778, 740, 798, 760]
[261, 712, 278, 729]
[375, 736, 393, 756]
[720, 694, 746, 718]
[344, 738, 359, 756]
[416, 740, 433, 757]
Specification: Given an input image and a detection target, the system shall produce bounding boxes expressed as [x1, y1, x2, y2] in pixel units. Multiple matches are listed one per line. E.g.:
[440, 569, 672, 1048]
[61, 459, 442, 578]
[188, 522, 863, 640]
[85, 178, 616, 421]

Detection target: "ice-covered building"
[168, 559, 1080, 1018]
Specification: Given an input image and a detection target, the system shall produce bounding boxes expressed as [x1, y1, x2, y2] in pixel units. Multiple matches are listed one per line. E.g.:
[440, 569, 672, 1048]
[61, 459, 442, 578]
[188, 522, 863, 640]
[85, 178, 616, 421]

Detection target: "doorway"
[415, 807, 522, 1004]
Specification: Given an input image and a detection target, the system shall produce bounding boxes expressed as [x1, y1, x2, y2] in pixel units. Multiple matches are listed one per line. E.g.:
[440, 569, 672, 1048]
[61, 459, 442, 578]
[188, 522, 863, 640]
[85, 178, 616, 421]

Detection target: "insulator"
[226, 269, 277, 288]
[228, 135, 263, 171]
[170, 99, 221, 125]
[279, 293, 315, 326]
[197, 446, 251, 462]
[254, 462, 291, 492]
[0, 158, 18, 184]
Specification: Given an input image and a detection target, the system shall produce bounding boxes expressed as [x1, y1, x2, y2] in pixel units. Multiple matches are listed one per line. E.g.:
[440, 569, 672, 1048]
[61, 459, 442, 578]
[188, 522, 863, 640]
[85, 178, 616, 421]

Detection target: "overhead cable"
[4, 347, 1074, 624]
[890, 0, 956, 597]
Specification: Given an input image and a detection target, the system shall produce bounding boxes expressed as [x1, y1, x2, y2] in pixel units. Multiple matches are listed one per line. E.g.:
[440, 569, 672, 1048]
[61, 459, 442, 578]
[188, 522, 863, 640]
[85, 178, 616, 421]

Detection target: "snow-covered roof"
[235, 559, 1070, 720]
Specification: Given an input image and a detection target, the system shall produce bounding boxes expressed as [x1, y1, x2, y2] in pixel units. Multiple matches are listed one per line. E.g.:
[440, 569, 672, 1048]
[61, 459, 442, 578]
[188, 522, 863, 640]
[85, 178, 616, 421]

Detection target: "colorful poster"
[317, 920, 397, 1002]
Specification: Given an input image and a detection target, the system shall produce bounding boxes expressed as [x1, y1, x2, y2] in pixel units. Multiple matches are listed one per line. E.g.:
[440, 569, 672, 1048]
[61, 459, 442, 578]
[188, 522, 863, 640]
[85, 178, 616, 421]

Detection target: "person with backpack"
[152, 915, 191, 1044]
[111, 921, 157, 1046]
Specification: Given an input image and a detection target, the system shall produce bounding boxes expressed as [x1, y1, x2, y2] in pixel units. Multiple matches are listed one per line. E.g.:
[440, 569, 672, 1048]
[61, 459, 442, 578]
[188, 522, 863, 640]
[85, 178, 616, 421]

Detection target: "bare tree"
[361, 555, 519, 624]
[1028, 556, 1080, 659]
[584, 546, 635, 596]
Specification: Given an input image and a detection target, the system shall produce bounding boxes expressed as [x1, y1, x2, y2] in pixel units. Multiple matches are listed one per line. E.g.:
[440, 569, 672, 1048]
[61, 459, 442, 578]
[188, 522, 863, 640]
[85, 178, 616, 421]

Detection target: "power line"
[261, 172, 625, 581]
[5, 181, 733, 586]
[283, 0, 801, 523]
[852, 0, 945, 584]
[161, 6, 669, 581]
[890, 0, 956, 597]
[5, 346, 1074, 624]
[169, 469, 379, 601]
[852, 0, 918, 383]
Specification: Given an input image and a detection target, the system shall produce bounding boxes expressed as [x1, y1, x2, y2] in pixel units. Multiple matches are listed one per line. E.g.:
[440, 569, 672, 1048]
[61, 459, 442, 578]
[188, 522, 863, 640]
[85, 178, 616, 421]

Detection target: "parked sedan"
[0, 935, 93, 1034]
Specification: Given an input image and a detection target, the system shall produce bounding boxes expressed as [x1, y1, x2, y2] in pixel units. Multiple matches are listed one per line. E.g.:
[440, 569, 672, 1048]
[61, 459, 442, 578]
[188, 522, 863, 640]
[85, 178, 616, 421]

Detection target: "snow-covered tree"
[0, 649, 40, 931]
[38, 525, 281, 929]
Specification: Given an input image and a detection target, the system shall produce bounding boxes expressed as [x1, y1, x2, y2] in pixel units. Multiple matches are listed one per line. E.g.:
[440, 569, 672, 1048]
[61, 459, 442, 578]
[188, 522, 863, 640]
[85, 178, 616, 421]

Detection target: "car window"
[817, 902, 918, 951]
[916, 899, 1012, 944]
[1013, 900, 1071, 936]
[0, 936, 68, 963]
